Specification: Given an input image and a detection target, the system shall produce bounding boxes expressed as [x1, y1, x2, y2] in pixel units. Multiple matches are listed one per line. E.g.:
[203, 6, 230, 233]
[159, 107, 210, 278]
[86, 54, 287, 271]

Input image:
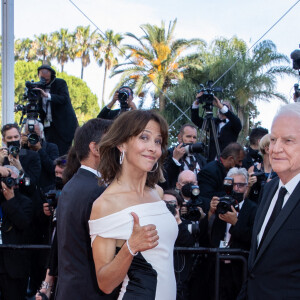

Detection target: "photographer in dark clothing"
[0, 165, 33, 300]
[97, 86, 137, 120]
[198, 143, 245, 199]
[242, 127, 268, 171]
[191, 94, 242, 161]
[36, 64, 78, 155]
[199, 167, 257, 300]
[21, 120, 59, 193]
[163, 190, 195, 300]
[164, 124, 206, 189]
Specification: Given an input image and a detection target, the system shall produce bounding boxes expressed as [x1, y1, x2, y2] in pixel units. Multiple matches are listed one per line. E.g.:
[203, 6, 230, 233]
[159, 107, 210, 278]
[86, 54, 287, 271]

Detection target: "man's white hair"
[273, 103, 300, 126]
[227, 167, 248, 184]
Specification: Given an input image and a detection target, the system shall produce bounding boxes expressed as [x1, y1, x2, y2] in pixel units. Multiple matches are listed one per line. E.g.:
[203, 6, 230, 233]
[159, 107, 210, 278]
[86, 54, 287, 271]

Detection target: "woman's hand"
[127, 212, 159, 254]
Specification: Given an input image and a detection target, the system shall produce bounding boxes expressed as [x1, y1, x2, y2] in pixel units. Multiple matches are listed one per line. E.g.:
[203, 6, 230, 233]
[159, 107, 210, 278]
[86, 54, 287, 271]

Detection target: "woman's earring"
[149, 162, 158, 173]
[119, 150, 125, 165]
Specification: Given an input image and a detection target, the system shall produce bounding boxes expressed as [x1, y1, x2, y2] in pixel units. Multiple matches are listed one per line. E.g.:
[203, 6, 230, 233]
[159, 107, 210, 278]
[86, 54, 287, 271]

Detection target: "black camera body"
[45, 189, 61, 210]
[251, 171, 265, 183]
[181, 142, 205, 155]
[197, 81, 223, 112]
[0, 175, 30, 189]
[118, 90, 130, 111]
[181, 183, 202, 222]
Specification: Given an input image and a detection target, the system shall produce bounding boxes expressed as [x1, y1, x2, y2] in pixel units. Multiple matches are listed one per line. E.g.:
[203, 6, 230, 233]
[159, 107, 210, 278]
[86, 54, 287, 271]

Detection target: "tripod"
[198, 111, 221, 160]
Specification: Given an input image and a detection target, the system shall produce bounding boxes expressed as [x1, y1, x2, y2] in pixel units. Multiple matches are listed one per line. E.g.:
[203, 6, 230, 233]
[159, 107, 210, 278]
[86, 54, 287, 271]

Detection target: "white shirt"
[257, 172, 300, 246]
[80, 165, 100, 177]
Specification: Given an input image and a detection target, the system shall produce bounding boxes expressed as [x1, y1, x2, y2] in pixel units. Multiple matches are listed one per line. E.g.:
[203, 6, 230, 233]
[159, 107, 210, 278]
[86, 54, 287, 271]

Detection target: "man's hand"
[213, 96, 223, 109]
[208, 196, 219, 219]
[173, 143, 186, 161]
[43, 203, 52, 217]
[0, 148, 9, 165]
[175, 207, 182, 225]
[1, 181, 14, 201]
[0, 166, 11, 177]
[194, 91, 204, 105]
[218, 206, 238, 225]
[33, 88, 49, 98]
[8, 155, 23, 172]
[21, 134, 29, 147]
[248, 172, 257, 188]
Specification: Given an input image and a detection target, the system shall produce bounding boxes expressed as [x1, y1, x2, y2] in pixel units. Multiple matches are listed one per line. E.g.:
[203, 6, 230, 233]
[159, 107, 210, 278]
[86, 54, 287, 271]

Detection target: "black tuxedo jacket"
[56, 168, 115, 300]
[238, 177, 300, 300]
[164, 147, 207, 189]
[197, 160, 227, 199]
[39, 78, 78, 144]
[0, 190, 32, 278]
[97, 106, 120, 120]
[191, 107, 242, 161]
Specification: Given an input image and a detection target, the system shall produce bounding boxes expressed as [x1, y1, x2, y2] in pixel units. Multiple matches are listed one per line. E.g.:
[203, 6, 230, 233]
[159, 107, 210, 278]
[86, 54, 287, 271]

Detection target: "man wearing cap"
[36, 65, 78, 155]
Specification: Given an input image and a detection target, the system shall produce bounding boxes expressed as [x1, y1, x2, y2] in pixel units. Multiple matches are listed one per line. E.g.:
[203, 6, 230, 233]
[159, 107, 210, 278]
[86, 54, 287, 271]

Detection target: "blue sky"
[5, 0, 300, 129]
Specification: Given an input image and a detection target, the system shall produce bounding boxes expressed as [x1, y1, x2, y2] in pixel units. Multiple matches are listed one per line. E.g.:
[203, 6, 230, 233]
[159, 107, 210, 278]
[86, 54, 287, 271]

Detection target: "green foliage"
[14, 61, 99, 125]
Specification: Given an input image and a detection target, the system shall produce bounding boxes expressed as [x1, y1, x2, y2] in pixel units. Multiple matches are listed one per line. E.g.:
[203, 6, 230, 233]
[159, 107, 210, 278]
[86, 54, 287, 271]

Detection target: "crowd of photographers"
[0, 64, 287, 300]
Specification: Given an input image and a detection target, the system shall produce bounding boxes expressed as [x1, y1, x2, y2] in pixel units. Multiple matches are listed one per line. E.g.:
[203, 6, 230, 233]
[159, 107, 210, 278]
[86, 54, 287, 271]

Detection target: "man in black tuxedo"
[0, 166, 33, 300]
[36, 64, 78, 155]
[56, 118, 115, 300]
[198, 142, 245, 199]
[238, 103, 300, 300]
[191, 94, 242, 161]
[164, 124, 206, 189]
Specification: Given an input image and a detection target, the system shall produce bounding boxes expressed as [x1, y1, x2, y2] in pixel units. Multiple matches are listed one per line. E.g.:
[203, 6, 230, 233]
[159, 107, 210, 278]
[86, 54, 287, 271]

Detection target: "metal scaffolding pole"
[2, 0, 15, 127]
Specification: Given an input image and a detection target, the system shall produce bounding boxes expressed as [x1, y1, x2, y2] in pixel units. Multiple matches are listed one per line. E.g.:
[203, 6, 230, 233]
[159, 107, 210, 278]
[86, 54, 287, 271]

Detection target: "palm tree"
[14, 38, 37, 61]
[33, 33, 53, 63]
[93, 30, 124, 107]
[182, 37, 296, 137]
[111, 19, 205, 111]
[50, 28, 73, 72]
[73, 26, 97, 79]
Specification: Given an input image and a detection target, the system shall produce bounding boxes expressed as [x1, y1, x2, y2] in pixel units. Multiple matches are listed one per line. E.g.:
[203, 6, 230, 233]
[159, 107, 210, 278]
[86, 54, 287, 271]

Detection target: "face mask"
[232, 191, 244, 203]
[6, 140, 20, 148]
[55, 177, 64, 190]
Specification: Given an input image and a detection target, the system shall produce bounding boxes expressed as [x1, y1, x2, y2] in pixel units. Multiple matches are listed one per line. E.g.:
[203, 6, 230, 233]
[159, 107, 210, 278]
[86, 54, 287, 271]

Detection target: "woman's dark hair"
[98, 110, 168, 188]
[163, 189, 184, 207]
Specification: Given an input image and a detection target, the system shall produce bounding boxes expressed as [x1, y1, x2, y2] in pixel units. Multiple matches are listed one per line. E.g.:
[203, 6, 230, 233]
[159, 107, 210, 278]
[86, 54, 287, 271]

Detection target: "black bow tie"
[219, 119, 227, 123]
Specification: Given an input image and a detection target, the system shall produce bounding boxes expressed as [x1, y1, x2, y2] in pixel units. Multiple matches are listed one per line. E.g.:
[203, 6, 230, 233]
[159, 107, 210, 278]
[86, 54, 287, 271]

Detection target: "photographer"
[22, 120, 59, 193]
[242, 127, 268, 171]
[163, 190, 195, 300]
[200, 167, 257, 300]
[0, 165, 32, 300]
[36, 64, 78, 155]
[247, 133, 277, 204]
[198, 142, 245, 199]
[191, 93, 242, 161]
[164, 124, 206, 189]
[97, 86, 137, 120]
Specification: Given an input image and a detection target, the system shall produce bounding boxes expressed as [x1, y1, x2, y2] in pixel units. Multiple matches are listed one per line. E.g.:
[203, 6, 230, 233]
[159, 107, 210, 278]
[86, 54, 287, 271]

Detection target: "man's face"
[163, 194, 178, 207]
[38, 69, 52, 84]
[176, 171, 198, 191]
[178, 126, 197, 144]
[232, 174, 247, 198]
[3, 128, 21, 145]
[231, 150, 245, 168]
[269, 114, 300, 183]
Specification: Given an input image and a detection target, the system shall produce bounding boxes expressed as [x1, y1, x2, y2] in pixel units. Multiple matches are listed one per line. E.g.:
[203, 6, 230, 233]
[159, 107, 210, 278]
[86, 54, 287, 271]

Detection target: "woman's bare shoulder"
[154, 184, 164, 199]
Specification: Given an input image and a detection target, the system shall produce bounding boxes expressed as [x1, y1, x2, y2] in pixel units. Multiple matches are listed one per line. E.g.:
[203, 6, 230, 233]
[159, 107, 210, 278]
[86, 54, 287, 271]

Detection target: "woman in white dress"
[89, 110, 178, 300]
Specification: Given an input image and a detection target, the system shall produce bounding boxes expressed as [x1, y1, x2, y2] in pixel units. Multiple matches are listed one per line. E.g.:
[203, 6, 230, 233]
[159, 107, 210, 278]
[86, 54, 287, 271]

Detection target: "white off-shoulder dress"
[89, 200, 178, 300]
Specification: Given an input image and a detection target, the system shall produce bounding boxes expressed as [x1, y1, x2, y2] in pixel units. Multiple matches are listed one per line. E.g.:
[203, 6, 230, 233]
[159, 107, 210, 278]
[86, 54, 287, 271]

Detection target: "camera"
[181, 142, 205, 155]
[251, 171, 265, 182]
[118, 89, 130, 111]
[216, 177, 239, 215]
[197, 80, 223, 112]
[0, 175, 30, 189]
[45, 189, 61, 211]
[6, 141, 21, 158]
[26, 119, 39, 145]
[181, 183, 202, 221]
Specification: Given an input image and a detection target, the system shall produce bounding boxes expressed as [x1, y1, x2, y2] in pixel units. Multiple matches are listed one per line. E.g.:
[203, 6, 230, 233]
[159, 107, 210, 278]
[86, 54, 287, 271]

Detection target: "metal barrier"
[0, 245, 248, 300]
